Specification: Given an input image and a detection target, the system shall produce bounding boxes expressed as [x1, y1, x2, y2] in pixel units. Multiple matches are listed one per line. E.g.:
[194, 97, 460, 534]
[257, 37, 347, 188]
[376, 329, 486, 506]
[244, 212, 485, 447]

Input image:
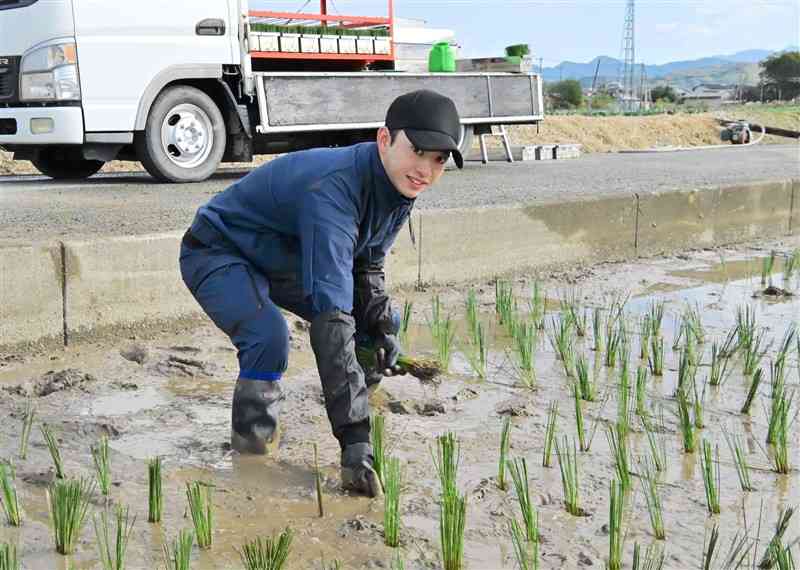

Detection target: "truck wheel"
[458, 125, 474, 155]
[31, 149, 104, 180]
[135, 85, 226, 183]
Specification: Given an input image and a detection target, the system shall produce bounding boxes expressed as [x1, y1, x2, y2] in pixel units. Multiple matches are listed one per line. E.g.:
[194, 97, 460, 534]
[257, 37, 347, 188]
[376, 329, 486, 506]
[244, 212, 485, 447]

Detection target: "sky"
[256, 0, 799, 65]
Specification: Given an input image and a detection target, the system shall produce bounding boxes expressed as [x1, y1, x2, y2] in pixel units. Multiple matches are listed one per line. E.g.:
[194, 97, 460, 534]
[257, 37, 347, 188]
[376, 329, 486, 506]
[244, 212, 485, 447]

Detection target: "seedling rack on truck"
[0, 0, 544, 182]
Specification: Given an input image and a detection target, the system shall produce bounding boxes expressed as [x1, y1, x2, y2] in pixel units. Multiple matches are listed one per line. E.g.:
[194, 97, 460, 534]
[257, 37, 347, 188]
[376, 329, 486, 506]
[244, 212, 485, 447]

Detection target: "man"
[179, 89, 463, 497]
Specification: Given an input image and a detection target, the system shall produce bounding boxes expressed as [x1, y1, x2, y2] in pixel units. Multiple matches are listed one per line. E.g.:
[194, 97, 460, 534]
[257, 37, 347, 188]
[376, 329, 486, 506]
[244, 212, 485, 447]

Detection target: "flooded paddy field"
[0, 240, 798, 569]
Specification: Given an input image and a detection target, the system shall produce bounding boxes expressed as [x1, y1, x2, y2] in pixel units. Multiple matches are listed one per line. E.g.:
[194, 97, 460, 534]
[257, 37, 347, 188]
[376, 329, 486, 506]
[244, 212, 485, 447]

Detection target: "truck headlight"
[19, 41, 81, 101]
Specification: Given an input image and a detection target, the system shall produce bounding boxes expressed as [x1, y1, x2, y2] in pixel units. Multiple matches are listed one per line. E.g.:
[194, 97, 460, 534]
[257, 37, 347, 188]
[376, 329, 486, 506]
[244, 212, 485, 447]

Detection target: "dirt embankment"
[2, 106, 797, 176]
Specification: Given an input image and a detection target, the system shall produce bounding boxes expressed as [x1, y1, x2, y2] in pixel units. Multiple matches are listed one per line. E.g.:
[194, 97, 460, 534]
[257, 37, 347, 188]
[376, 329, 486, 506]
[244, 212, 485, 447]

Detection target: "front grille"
[0, 56, 20, 102]
[0, 118, 16, 135]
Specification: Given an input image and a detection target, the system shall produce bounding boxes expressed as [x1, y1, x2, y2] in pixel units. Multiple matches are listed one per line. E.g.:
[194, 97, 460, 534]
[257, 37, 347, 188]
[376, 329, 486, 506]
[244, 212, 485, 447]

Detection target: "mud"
[0, 241, 798, 569]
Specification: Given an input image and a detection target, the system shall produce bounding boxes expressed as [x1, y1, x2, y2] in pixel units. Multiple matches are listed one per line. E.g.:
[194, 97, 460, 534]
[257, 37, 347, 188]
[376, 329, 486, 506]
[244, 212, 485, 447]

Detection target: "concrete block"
[554, 144, 582, 159]
[535, 145, 555, 160]
[63, 232, 201, 336]
[0, 242, 63, 347]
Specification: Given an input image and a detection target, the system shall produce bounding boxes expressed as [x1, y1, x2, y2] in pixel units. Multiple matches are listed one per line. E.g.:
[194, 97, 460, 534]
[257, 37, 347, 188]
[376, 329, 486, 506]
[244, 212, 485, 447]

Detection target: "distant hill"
[542, 47, 796, 89]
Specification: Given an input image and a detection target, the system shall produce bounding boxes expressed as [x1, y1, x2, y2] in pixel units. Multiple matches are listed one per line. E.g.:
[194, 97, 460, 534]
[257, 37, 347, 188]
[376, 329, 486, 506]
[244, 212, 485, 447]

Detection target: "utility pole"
[619, 0, 636, 111]
[589, 58, 601, 111]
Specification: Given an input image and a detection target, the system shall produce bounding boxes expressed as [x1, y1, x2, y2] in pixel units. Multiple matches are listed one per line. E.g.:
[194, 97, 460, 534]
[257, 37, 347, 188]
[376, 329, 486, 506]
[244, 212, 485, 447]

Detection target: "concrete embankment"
[1, 178, 796, 349]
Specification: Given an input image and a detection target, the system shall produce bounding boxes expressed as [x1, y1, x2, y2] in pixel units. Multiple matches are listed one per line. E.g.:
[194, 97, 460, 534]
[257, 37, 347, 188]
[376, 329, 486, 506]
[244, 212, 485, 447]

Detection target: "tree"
[547, 80, 583, 109]
[650, 85, 677, 103]
[760, 51, 800, 100]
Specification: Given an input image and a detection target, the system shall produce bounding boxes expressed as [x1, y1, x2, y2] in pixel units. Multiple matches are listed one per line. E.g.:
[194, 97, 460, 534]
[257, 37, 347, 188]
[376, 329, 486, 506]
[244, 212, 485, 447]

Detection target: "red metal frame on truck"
[249, 0, 394, 63]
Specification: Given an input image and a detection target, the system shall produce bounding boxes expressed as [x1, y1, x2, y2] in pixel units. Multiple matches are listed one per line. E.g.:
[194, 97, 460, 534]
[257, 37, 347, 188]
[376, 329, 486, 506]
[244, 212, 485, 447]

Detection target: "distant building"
[682, 84, 735, 108]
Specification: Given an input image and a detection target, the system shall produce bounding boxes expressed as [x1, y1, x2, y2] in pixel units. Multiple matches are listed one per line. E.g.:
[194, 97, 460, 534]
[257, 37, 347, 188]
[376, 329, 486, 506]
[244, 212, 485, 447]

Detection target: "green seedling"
[740, 367, 764, 415]
[639, 463, 665, 539]
[676, 347, 695, 395]
[322, 560, 343, 570]
[605, 320, 623, 368]
[238, 528, 293, 570]
[672, 314, 684, 351]
[92, 435, 111, 497]
[592, 307, 604, 353]
[699, 440, 721, 515]
[313, 443, 324, 518]
[560, 290, 588, 337]
[94, 504, 136, 570]
[724, 432, 753, 492]
[148, 457, 162, 523]
[761, 250, 776, 286]
[766, 386, 793, 446]
[0, 462, 21, 526]
[784, 248, 800, 283]
[635, 366, 648, 416]
[439, 488, 467, 570]
[708, 342, 730, 387]
[18, 399, 34, 460]
[185, 481, 214, 550]
[0, 543, 19, 570]
[775, 325, 795, 367]
[576, 353, 597, 402]
[683, 303, 705, 345]
[639, 314, 652, 361]
[770, 358, 786, 402]
[162, 529, 194, 570]
[743, 329, 769, 376]
[735, 304, 757, 351]
[573, 385, 588, 452]
[512, 321, 537, 388]
[554, 436, 581, 516]
[356, 347, 442, 382]
[509, 517, 539, 570]
[495, 280, 517, 333]
[542, 401, 558, 468]
[390, 551, 405, 570]
[41, 424, 65, 479]
[371, 414, 386, 486]
[647, 300, 664, 338]
[431, 315, 456, 372]
[617, 361, 632, 440]
[607, 479, 625, 570]
[507, 457, 538, 544]
[643, 418, 667, 473]
[464, 321, 487, 380]
[497, 416, 512, 491]
[719, 325, 739, 358]
[48, 477, 94, 555]
[701, 525, 720, 570]
[768, 396, 792, 474]
[528, 281, 546, 330]
[383, 457, 402, 547]
[759, 507, 795, 570]
[399, 300, 413, 346]
[676, 388, 695, 453]
[606, 424, 631, 491]
[465, 288, 480, 341]
[648, 335, 664, 376]
[632, 542, 665, 570]
[692, 377, 707, 430]
[549, 316, 575, 376]
[432, 432, 460, 498]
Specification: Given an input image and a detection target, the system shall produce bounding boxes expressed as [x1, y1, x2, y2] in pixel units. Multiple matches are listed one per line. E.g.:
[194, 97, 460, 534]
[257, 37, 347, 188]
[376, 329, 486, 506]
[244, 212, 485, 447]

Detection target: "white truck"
[0, 0, 543, 182]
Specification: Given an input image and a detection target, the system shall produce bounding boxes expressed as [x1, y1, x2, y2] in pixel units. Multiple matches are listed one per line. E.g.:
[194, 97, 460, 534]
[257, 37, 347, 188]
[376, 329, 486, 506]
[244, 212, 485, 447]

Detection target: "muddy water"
[0, 247, 798, 569]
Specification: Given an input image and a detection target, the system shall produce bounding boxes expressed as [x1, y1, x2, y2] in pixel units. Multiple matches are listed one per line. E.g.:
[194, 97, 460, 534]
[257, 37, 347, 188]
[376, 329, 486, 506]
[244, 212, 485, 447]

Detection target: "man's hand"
[374, 333, 402, 376]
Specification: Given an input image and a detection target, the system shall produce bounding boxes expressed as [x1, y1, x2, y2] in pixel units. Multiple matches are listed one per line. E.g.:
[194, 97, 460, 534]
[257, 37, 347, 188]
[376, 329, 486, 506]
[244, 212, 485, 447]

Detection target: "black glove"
[374, 332, 402, 376]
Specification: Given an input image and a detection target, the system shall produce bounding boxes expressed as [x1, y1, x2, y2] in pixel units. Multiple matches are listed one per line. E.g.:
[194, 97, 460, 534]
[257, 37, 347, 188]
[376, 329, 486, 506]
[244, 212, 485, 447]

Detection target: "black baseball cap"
[385, 89, 464, 169]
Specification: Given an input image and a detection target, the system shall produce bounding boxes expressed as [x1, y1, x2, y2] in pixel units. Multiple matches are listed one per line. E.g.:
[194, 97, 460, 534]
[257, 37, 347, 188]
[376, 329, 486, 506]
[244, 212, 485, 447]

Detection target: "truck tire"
[458, 125, 474, 155]
[31, 149, 104, 180]
[135, 85, 226, 183]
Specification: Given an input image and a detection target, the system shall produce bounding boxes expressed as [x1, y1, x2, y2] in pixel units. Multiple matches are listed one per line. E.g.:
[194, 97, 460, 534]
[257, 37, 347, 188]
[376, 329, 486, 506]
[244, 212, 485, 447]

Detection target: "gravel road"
[0, 144, 796, 243]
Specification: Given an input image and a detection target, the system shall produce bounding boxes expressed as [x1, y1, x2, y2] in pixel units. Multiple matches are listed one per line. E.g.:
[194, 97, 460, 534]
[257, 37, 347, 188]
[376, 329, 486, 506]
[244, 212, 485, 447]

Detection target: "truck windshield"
[0, 0, 39, 10]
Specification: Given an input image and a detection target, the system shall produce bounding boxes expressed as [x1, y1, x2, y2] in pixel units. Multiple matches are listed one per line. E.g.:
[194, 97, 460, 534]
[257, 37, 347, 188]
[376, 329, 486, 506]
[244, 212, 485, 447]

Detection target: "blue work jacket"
[187, 142, 414, 319]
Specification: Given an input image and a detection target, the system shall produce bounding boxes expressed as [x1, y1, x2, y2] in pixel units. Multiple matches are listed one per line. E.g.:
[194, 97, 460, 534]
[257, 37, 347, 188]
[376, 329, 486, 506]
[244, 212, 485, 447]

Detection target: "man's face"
[377, 128, 449, 199]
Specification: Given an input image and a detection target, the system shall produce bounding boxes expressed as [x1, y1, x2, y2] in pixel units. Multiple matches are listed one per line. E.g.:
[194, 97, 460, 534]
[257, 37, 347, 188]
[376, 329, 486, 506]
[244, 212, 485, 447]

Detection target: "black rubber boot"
[231, 379, 284, 455]
[340, 442, 383, 497]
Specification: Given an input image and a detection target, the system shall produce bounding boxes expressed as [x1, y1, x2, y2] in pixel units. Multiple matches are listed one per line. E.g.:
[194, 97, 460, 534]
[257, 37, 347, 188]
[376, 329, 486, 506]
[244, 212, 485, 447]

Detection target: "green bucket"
[428, 42, 456, 72]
